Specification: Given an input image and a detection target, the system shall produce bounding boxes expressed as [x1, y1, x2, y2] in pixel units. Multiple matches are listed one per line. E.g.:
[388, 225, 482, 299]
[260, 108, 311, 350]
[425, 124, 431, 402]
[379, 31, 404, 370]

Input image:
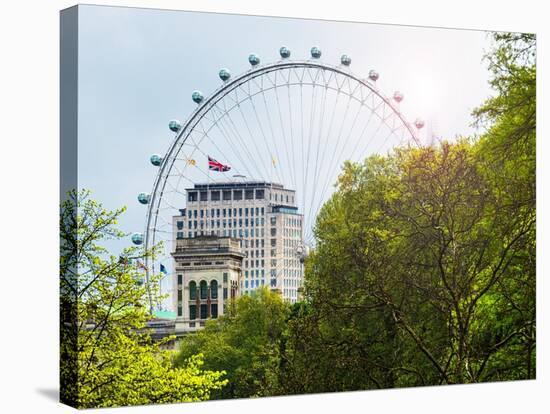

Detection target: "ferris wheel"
[130, 46, 425, 304]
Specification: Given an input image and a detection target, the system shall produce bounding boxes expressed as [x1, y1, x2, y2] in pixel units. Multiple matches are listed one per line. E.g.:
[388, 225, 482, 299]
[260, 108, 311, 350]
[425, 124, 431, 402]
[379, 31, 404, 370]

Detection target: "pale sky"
[77, 4, 495, 258]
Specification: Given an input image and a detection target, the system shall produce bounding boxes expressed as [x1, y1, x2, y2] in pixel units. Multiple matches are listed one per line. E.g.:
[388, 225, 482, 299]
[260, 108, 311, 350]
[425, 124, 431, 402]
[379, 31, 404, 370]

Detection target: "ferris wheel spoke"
[258, 85, 285, 186]
[208, 105, 258, 180]
[304, 88, 328, 226]
[249, 78, 286, 186]
[205, 101, 264, 177]
[302, 77, 321, 219]
[234, 85, 273, 181]
[272, 69, 297, 190]
[306, 95, 364, 227]
[213, 103, 265, 181]
[355, 110, 394, 164]
[286, 80, 298, 200]
[223, 86, 271, 181]
[273, 73, 298, 193]
[191, 118, 248, 182]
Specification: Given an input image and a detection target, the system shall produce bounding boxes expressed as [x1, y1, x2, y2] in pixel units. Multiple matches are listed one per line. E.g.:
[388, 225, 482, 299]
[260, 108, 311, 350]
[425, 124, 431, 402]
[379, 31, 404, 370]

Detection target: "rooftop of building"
[172, 235, 245, 256]
[187, 181, 291, 191]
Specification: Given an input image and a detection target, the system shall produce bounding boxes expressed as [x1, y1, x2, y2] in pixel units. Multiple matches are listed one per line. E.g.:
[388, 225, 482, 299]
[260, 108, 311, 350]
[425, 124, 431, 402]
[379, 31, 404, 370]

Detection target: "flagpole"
[207, 155, 210, 236]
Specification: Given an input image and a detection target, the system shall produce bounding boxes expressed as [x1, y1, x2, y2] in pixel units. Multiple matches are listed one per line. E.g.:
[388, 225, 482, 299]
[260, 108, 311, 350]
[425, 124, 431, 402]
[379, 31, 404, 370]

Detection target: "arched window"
[210, 280, 218, 299]
[189, 281, 197, 300]
[200, 280, 208, 300]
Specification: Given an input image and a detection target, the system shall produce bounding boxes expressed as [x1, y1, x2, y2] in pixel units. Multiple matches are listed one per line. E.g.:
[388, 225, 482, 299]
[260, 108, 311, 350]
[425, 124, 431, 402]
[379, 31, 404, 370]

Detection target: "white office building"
[172, 181, 304, 304]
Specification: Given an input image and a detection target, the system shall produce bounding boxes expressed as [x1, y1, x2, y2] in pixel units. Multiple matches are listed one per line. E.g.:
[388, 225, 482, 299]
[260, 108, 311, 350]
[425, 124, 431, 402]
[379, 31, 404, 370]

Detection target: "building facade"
[172, 181, 304, 304]
[172, 236, 244, 333]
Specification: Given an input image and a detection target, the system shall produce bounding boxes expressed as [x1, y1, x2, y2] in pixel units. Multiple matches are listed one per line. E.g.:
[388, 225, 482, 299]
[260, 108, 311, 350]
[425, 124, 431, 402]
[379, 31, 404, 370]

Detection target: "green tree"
[60, 190, 227, 408]
[174, 287, 289, 399]
[278, 32, 536, 391]
[472, 32, 536, 379]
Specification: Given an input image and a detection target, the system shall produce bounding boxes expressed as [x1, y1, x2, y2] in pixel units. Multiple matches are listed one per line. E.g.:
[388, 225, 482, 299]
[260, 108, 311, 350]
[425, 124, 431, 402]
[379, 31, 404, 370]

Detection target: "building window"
[245, 189, 254, 200]
[177, 289, 182, 303]
[271, 228, 277, 236]
[211, 190, 220, 201]
[189, 305, 197, 320]
[211, 280, 218, 299]
[189, 281, 197, 300]
[270, 216, 277, 225]
[223, 190, 232, 201]
[234, 190, 243, 200]
[178, 306, 182, 316]
[188, 191, 198, 202]
[200, 280, 208, 300]
[200, 191, 208, 201]
[223, 287, 228, 299]
[211, 304, 218, 318]
[223, 272, 228, 283]
[177, 231, 184, 239]
[177, 220, 184, 230]
[200, 304, 208, 319]
[256, 189, 265, 199]
[178, 274, 183, 285]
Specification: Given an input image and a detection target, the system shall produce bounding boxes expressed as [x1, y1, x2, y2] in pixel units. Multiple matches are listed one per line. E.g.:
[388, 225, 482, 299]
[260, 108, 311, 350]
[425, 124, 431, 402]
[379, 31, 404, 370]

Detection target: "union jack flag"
[208, 156, 231, 172]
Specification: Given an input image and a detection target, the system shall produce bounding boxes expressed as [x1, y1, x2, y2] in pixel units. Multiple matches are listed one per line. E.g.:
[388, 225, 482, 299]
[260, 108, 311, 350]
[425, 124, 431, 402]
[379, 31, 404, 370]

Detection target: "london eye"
[132, 46, 425, 306]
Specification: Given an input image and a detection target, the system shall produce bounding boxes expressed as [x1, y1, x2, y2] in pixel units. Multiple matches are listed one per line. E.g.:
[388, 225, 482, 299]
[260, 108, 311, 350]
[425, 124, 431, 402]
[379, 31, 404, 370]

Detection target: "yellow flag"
[187, 159, 196, 166]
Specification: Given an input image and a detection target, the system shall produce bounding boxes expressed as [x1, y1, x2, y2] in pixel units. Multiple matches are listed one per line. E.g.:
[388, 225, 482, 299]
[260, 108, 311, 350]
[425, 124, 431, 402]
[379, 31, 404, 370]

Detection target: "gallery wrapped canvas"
[60, 4, 535, 409]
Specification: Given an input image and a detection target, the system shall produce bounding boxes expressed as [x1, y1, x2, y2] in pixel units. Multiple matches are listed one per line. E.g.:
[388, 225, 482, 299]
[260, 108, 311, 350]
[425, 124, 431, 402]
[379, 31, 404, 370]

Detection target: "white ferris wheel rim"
[142, 57, 422, 288]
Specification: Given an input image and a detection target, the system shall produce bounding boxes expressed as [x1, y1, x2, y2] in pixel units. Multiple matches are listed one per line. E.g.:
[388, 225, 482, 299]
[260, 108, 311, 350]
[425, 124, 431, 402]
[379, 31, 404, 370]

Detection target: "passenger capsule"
[131, 233, 144, 245]
[137, 192, 150, 205]
[248, 54, 260, 66]
[310, 47, 322, 59]
[279, 46, 291, 59]
[369, 70, 379, 82]
[192, 91, 204, 104]
[393, 91, 404, 103]
[168, 120, 181, 132]
[341, 54, 352, 66]
[415, 118, 425, 129]
[150, 154, 163, 166]
[219, 68, 231, 82]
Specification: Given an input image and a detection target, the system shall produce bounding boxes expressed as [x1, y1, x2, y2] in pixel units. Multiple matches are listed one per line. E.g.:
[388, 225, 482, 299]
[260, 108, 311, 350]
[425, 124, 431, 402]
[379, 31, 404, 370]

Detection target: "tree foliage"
[60, 190, 227, 408]
[275, 32, 536, 391]
[174, 287, 289, 399]
[172, 33, 535, 397]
